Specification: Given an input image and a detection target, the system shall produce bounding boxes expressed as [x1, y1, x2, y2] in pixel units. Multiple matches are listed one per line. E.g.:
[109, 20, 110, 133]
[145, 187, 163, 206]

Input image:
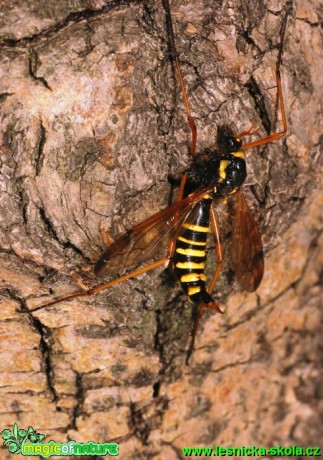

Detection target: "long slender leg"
[207, 204, 224, 294]
[186, 300, 222, 364]
[241, 66, 287, 151]
[162, 0, 197, 156]
[163, 0, 196, 254]
[242, 10, 289, 151]
[31, 257, 169, 312]
[177, 174, 187, 202]
[166, 173, 188, 256]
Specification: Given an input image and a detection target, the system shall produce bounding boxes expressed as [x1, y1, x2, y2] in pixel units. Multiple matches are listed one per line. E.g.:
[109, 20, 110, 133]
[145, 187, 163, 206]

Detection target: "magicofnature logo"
[2, 423, 45, 454]
[2, 422, 119, 457]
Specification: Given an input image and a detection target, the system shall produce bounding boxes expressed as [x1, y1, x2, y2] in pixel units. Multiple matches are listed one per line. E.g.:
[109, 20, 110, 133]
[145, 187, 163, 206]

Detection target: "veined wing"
[94, 187, 212, 277]
[231, 192, 264, 292]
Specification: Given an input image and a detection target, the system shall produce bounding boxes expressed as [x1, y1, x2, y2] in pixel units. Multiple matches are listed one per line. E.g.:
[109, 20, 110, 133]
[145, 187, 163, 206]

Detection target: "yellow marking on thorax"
[175, 247, 206, 257]
[181, 273, 206, 283]
[233, 151, 245, 159]
[178, 236, 207, 246]
[176, 261, 205, 269]
[219, 160, 229, 180]
[188, 286, 202, 296]
[182, 223, 209, 232]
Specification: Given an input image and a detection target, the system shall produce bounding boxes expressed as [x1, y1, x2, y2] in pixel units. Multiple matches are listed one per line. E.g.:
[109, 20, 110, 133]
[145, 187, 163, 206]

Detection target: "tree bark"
[0, 0, 322, 458]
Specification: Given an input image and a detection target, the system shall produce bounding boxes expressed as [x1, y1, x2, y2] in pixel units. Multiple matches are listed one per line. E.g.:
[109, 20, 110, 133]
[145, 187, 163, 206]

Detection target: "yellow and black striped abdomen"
[173, 197, 214, 305]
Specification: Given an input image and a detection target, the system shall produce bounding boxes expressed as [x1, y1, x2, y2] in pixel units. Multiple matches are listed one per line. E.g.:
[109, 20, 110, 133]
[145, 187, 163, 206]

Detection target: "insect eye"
[228, 138, 236, 149]
[227, 136, 242, 153]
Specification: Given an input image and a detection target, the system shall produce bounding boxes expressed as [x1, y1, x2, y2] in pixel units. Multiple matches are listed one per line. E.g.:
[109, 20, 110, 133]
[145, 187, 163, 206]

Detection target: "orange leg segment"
[207, 204, 224, 294]
[186, 300, 223, 365]
[242, 64, 287, 151]
[167, 173, 188, 256]
[31, 257, 169, 312]
[163, 0, 197, 156]
[242, 9, 289, 152]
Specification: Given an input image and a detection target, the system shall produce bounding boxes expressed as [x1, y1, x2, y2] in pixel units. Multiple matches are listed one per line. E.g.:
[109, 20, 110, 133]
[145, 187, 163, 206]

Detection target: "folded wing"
[231, 192, 264, 292]
[95, 187, 212, 277]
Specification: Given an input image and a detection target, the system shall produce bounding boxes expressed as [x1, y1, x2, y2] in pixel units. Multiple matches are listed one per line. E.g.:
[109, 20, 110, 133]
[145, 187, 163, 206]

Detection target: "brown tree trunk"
[0, 0, 321, 458]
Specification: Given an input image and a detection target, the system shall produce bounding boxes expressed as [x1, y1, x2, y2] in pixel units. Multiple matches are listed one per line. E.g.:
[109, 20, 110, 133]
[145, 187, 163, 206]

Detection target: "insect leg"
[162, 0, 197, 156]
[186, 300, 222, 365]
[241, 66, 287, 150]
[242, 10, 289, 151]
[207, 204, 224, 294]
[31, 257, 169, 312]
[166, 173, 188, 256]
[177, 174, 187, 202]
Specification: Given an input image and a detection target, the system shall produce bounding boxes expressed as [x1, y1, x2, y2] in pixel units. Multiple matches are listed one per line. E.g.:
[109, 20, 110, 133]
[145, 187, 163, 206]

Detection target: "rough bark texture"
[0, 0, 322, 458]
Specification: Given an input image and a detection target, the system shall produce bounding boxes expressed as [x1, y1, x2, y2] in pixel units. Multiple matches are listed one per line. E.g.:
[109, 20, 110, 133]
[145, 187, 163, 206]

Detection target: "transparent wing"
[94, 187, 212, 277]
[231, 192, 264, 292]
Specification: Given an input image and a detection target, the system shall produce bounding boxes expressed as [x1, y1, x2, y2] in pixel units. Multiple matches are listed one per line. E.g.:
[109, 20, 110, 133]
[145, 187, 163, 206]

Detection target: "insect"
[33, 0, 288, 360]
